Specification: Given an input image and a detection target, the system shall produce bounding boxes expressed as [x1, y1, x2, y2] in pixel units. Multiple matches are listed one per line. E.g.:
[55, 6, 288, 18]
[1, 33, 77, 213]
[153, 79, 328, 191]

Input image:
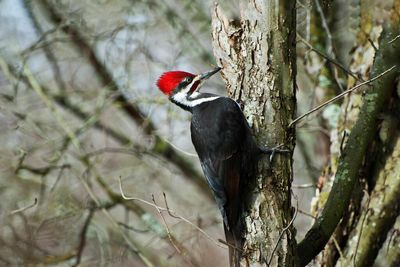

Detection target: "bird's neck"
[170, 92, 221, 111]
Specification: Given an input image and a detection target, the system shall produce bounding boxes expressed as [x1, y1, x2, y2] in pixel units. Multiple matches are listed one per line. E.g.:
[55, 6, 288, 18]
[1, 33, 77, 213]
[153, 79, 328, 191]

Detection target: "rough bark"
[211, 1, 297, 266]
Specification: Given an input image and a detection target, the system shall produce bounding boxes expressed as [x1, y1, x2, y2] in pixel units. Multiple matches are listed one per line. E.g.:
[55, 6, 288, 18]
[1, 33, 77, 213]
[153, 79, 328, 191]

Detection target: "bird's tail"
[224, 224, 243, 267]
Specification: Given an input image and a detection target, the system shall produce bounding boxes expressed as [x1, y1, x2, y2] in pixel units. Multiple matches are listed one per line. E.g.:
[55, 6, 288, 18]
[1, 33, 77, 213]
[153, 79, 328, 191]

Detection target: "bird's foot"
[259, 144, 291, 162]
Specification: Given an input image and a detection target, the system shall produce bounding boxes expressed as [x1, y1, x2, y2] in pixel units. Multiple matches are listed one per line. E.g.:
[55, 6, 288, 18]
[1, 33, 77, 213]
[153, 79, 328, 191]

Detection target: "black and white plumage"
[157, 67, 267, 266]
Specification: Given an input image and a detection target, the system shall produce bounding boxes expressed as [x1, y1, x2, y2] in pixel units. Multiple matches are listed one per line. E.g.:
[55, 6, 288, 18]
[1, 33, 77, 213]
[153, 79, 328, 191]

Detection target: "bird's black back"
[190, 96, 259, 232]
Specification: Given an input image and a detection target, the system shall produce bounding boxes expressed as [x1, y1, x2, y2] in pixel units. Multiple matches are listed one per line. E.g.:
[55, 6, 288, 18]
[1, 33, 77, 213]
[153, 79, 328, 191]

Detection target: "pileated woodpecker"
[157, 67, 284, 266]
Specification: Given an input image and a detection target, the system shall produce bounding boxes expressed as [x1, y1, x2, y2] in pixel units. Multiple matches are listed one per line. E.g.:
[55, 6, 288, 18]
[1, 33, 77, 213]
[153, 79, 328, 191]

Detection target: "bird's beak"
[197, 66, 222, 81]
[191, 67, 221, 93]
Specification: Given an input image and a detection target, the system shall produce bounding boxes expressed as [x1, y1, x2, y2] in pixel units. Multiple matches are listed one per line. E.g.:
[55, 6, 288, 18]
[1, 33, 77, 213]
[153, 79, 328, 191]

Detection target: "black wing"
[191, 98, 246, 229]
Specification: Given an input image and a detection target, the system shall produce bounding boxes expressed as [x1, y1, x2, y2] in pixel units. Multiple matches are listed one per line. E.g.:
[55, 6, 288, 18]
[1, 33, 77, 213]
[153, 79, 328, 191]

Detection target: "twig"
[267, 198, 298, 266]
[86, 147, 142, 157]
[163, 192, 180, 219]
[151, 195, 183, 255]
[162, 138, 198, 157]
[9, 198, 38, 215]
[78, 174, 155, 267]
[292, 183, 315, 189]
[289, 65, 397, 127]
[118, 177, 226, 249]
[314, 0, 345, 92]
[1, 56, 154, 266]
[217, 238, 242, 252]
[22, 0, 68, 92]
[151, 195, 197, 267]
[117, 222, 149, 233]
[39, 0, 210, 199]
[22, 63, 81, 149]
[388, 34, 400, 44]
[314, 0, 333, 55]
[72, 210, 94, 267]
[20, 27, 59, 56]
[297, 33, 360, 81]
[332, 236, 345, 260]
[297, 209, 316, 219]
[368, 38, 378, 52]
[340, 130, 348, 154]
[386, 229, 399, 255]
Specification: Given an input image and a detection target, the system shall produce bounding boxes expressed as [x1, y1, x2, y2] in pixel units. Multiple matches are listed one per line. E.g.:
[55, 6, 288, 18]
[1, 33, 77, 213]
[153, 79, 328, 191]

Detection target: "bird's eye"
[184, 77, 193, 83]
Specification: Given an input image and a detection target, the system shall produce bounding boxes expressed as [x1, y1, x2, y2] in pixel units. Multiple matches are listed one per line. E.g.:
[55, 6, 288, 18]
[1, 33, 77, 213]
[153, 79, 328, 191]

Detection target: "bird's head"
[157, 67, 221, 98]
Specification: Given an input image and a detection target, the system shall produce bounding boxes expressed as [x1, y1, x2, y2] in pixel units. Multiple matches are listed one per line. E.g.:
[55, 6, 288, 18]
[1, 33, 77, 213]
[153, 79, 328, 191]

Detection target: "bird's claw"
[259, 144, 291, 162]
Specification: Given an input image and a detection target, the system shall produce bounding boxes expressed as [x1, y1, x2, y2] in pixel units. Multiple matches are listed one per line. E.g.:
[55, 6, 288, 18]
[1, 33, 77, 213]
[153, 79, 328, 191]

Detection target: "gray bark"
[211, 1, 297, 266]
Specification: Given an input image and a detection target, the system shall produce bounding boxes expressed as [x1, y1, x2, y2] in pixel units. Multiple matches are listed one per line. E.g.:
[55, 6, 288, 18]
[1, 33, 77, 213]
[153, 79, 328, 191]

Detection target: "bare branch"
[9, 198, 38, 215]
[72, 210, 94, 267]
[289, 65, 397, 127]
[38, 0, 210, 198]
[297, 34, 360, 81]
[118, 177, 226, 249]
[151, 195, 198, 267]
[267, 198, 298, 267]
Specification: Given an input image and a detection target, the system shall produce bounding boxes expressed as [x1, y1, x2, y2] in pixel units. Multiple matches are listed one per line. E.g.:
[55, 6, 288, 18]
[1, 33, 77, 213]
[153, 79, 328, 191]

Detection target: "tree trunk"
[211, 1, 297, 266]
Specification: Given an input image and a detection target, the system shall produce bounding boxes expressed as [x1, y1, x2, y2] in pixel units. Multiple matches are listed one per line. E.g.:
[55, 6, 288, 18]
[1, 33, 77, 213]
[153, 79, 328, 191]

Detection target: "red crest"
[157, 71, 196, 96]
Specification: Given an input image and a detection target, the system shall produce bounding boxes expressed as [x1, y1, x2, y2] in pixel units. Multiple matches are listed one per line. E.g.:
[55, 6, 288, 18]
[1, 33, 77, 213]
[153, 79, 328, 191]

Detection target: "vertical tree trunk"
[211, 1, 297, 266]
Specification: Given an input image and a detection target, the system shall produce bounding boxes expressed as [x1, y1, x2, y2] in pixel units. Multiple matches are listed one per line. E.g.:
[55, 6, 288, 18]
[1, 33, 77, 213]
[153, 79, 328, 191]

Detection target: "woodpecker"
[157, 67, 284, 266]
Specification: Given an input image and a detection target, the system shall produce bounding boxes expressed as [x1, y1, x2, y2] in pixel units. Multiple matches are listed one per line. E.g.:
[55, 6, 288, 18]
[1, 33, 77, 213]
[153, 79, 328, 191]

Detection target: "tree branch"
[289, 65, 397, 127]
[336, 132, 400, 266]
[38, 0, 210, 198]
[297, 25, 400, 266]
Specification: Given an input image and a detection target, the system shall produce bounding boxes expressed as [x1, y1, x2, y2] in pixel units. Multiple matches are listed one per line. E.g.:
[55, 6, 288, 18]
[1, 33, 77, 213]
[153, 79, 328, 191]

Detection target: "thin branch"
[297, 209, 316, 219]
[267, 198, 298, 267]
[162, 193, 180, 219]
[39, 0, 210, 198]
[22, 0, 68, 92]
[9, 198, 38, 215]
[78, 174, 155, 267]
[289, 65, 397, 127]
[23, 63, 81, 149]
[387, 228, 400, 255]
[368, 38, 378, 52]
[86, 147, 142, 157]
[314, 0, 333, 55]
[388, 34, 400, 44]
[72, 210, 94, 267]
[117, 222, 149, 233]
[151, 195, 197, 267]
[118, 177, 226, 249]
[332, 236, 345, 260]
[297, 33, 360, 81]
[292, 183, 315, 189]
[97, 175, 203, 266]
[314, 0, 345, 92]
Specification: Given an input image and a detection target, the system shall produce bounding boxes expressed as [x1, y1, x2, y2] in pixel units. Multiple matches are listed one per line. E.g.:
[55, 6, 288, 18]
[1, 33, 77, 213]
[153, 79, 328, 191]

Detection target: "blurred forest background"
[0, 0, 399, 266]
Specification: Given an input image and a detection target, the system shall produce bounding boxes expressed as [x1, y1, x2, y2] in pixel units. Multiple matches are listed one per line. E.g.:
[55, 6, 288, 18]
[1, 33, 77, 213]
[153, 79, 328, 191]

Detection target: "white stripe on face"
[171, 92, 220, 108]
[180, 75, 202, 94]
